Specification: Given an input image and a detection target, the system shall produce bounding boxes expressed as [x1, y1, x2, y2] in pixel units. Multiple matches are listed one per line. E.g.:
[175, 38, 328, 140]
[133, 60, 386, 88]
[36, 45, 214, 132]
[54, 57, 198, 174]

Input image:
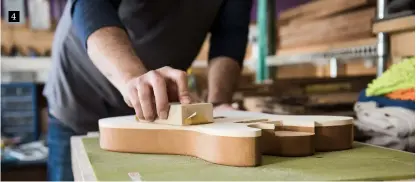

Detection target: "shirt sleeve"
[71, 0, 125, 49]
[208, 0, 253, 67]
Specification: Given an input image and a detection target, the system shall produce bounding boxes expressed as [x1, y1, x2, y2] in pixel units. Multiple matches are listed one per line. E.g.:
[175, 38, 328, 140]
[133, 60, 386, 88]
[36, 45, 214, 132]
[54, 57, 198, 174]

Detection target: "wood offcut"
[135, 103, 213, 126]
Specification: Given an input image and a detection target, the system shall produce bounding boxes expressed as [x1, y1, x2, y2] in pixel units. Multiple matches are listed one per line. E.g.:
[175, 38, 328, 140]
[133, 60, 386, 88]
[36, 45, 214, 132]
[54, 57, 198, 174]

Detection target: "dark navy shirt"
[72, 0, 252, 67]
[43, 0, 252, 133]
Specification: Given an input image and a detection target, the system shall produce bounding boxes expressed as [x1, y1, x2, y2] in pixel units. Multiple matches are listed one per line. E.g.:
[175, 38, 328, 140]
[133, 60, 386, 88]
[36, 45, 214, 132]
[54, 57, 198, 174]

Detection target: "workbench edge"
[71, 135, 98, 181]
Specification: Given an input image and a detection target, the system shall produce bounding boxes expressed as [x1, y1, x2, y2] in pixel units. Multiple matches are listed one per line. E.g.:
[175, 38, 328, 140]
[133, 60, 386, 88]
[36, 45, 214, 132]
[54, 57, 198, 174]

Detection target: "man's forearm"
[87, 27, 148, 92]
[205, 0, 251, 104]
[207, 57, 241, 103]
[71, 0, 146, 93]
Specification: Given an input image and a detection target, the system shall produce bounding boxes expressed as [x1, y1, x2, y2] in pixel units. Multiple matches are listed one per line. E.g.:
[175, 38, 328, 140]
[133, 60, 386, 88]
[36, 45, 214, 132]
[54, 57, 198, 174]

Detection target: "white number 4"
[11, 13, 16, 20]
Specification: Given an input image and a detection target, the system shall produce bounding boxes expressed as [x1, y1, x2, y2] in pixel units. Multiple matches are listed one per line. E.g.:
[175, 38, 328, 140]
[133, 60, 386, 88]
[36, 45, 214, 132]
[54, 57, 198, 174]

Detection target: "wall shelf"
[1, 57, 51, 83]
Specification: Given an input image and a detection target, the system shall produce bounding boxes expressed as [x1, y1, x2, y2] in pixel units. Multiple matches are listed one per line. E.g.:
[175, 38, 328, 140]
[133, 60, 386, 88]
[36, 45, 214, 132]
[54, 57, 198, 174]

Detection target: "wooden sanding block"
[135, 103, 214, 126]
[99, 104, 354, 167]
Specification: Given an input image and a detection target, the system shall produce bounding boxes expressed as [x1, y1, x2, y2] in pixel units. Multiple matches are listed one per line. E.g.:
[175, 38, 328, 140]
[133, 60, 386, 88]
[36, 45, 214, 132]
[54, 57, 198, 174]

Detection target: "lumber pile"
[373, 15, 415, 65]
[278, 0, 377, 49]
[241, 76, 376, 116]
[275, 59, 377, 79]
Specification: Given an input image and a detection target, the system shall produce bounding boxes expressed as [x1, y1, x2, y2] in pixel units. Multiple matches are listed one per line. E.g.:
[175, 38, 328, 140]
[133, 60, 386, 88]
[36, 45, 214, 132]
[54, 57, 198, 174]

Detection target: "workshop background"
[1, 0, 415, 181]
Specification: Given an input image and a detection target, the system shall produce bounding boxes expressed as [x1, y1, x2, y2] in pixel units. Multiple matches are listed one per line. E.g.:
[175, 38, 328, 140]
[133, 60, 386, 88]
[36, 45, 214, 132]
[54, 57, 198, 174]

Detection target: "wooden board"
[273, 59, 376, 79]
[391, 30, 415, 58]
[287, 0, 376, 26]
[280, 8, 375, 37]
[279, 8, 376, 48]
[99, 106, 354, 167]
[372, 15, 415, 66]
[275, 63, 323, 79]
[279, 0, 375, 22]
[307, 92, 360, 106]
[373, 15, 415, 34]
[343, 60, 377, 76]
[277, 38, 377, 56]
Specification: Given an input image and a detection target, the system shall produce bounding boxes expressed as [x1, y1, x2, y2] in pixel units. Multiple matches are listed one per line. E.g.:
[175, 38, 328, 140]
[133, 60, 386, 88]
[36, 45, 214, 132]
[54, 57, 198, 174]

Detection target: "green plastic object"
[82, 138, 415, 181]
[256, 0, 268, 83]
[366, 57, 415, 96]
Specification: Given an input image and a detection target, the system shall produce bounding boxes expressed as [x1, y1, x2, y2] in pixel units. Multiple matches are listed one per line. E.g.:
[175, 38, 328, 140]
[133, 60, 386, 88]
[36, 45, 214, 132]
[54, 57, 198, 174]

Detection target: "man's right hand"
[122, 66, 192, 121]
[84, 27, 191, 120]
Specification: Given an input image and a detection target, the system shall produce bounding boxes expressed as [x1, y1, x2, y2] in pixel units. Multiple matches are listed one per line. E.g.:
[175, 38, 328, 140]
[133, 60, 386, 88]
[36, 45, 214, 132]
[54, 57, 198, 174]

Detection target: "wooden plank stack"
[273, 0, 379, 78]
[275, 59, 377, 79]
[278, 0, 377, 49]
[241, 76, 376, 115]
[373, 15, 415, 65]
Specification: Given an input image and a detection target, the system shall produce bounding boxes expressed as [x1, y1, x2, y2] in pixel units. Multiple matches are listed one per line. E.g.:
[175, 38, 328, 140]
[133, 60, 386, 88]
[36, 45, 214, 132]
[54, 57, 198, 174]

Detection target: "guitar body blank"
[99, 109, 353, 167]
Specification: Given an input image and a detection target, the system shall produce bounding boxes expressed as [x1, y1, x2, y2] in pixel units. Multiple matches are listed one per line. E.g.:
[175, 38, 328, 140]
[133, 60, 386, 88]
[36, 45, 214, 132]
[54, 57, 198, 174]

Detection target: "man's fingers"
[148, 71, 169, 119]
[158, 66, 191, 104]
[124, 67, 192, 122]
[137, 80, 155, 121]
[128, 86, 144, 120]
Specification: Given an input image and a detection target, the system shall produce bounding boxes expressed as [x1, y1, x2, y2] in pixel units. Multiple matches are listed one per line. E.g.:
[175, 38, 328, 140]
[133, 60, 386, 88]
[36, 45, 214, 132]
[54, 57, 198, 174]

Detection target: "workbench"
[71, 115, 415, 181]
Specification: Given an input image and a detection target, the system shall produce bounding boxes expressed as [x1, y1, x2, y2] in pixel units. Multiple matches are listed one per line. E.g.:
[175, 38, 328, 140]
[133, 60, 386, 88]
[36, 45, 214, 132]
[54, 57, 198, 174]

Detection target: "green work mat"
[83, 137, 415, 181]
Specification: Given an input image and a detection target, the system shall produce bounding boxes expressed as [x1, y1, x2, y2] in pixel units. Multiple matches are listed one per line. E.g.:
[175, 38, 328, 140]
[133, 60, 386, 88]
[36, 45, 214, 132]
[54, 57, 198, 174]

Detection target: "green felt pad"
[82, 138, 415, 181]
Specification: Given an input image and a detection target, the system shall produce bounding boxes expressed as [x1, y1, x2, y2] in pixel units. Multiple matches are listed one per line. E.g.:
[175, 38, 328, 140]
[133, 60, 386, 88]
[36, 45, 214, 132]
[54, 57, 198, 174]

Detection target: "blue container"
[1, 83, 39, 143]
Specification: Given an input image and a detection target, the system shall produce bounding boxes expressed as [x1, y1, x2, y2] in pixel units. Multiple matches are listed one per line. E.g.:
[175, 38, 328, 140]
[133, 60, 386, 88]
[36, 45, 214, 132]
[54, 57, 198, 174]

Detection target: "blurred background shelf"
[1, 57, 51, 83]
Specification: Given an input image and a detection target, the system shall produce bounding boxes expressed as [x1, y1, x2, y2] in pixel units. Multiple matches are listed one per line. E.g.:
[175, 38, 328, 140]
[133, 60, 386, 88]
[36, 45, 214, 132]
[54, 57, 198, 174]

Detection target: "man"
[43, 0, 252, 181]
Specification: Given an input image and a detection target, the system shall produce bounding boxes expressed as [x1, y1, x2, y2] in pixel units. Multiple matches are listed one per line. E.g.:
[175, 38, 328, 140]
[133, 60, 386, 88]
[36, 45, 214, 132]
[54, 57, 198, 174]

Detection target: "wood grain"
[259, 129, 315, 157]
[280, 0, 375, 22]
[274, 59, 376, 79]
[275, 64, 321, 79]
[288, 0, 375, 26]
[307, 92, 360, 106]
[100, 127, 261, 167]
[390, 31, 415, 57]
[276, 38, 377, 56]
[279, 8, 376, 48]
[136, 103, 214, 126]
[373, 15, 415, 34]
[315, 124, 354, 151]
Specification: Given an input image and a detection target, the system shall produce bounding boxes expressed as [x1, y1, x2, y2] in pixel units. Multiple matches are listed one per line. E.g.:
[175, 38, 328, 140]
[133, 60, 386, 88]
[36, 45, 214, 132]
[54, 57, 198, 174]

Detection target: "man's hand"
[123, 66, 192, 121]
[85, 27, 191, 121]
[207, 57, 241, 105]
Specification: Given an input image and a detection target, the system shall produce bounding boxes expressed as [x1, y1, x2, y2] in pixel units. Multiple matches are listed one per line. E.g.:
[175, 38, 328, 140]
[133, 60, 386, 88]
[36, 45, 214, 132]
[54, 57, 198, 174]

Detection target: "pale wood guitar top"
[99, 107, 354, 167]
[99, 110, 353, 137]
